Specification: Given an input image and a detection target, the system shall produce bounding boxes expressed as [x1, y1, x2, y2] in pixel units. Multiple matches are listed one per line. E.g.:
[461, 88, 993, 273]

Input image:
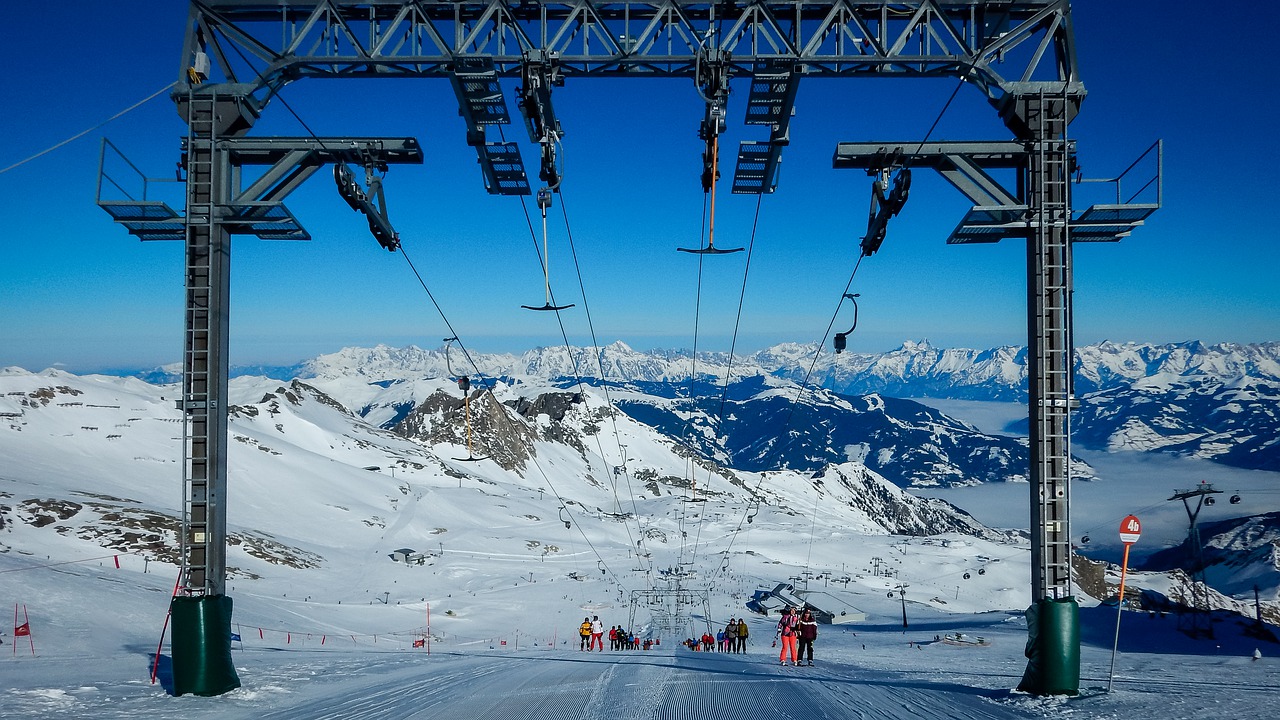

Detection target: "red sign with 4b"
[1118, 515, 1142, 544]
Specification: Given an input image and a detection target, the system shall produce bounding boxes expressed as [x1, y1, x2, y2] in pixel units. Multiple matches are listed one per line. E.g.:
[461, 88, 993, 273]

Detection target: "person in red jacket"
[797, 609, 818, 666]
[776, 607, 799, 665]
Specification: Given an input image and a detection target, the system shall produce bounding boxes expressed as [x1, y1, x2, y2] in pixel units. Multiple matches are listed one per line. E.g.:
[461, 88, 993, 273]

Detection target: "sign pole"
[1108, 514, 1142, 693]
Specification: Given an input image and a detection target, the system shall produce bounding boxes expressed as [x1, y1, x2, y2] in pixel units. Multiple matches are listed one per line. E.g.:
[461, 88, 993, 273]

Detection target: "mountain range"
[142, 338, 1276, 474]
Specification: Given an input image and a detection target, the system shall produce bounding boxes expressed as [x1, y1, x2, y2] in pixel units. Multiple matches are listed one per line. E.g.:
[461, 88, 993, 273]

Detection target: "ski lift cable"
[486, 163, 651, 590]
[801, 474, 824, 578]
[228, 60, 621, 591]
[385, 224, 628, 592]
[775, 76, 965, 433]
[684, 193, 765, 583]
[557, 191, 658, 581]
[551, 194, 654, 583]
[0, 80, 179, 176]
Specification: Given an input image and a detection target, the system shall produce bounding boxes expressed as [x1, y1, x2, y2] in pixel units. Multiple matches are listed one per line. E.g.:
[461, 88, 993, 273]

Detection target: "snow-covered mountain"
[1, 367, 1006, 590]
[604, 375, 1044, 488]
[270, 339, 1280, 401]
[1069, 375, 1280, 470]
[1141, 511, 1280, 602]
[275, 339, 1279, 473]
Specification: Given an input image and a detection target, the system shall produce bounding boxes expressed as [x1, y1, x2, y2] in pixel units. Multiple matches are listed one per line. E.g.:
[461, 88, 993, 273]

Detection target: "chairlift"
[963, 572, 971, 580]
[598, 560, 606, 575]
[522, 187, 575, 311]
[1230, 492, 1241, 504]
[443, 338, 489, 463]
[977, 568, 985, 576]
[833, 293, 860, 354]
[745, 501, 759, 524]
[1204, 496, 1216, 506]
[558, 505, 571, 530]
[1081, 534, 1091, 544]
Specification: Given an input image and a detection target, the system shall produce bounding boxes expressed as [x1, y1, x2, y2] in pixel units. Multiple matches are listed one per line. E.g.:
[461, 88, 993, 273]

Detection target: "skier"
[776, 607, 799, 666]
[725, 618, 738, 652]
[579, 617, 592, 651]
[590, 616, 605, 651]
[797, 609, 818, 666]
[609, 625, 618, 651]
[736, 618, 749, 653]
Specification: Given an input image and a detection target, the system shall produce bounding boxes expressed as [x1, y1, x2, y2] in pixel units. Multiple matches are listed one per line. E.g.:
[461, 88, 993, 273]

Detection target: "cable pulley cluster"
[862, 164, 911, 257]
[334, 162, 400, 252]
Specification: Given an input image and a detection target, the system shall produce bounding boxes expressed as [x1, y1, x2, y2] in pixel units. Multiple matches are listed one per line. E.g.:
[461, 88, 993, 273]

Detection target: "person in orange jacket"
[578, 617, 592, 651]
[776, 607, 799, 665]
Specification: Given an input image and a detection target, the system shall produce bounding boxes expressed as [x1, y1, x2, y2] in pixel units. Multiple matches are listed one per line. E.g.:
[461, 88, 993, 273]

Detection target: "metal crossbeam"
[180, 1, 1081, 104]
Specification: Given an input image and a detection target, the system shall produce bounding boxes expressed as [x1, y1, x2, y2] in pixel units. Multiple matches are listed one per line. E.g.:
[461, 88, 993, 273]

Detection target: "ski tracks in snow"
[244, 649, 1034, 720]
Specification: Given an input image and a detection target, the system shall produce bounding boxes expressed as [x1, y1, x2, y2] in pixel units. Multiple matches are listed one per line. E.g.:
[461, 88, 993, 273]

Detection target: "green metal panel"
[170, 595, 241, 697]
[1018, 597, 1080, 696]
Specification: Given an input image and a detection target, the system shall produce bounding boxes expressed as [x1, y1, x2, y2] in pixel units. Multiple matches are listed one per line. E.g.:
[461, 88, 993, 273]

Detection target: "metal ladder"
[1028, 86, 1074, 599]
[181, 88, 218, 595]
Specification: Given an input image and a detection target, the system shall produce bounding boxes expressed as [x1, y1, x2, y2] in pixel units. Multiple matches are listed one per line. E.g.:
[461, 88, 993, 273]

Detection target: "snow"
[2, 376, 1278, 717]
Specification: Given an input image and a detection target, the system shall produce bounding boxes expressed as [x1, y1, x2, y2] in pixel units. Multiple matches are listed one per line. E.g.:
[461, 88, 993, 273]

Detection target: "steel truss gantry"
[96, 0, 1149, 698]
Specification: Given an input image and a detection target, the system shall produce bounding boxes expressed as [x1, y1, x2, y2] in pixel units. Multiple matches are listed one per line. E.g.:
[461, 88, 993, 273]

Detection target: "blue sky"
[2, 2, 1277, 372]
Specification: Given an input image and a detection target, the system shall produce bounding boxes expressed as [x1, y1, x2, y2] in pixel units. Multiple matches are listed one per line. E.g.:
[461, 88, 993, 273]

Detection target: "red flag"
[14, 622, 30, 637]
[114, 555, 120, 569]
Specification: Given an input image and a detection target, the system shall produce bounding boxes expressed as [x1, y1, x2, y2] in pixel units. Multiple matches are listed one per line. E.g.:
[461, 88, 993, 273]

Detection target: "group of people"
[577, 616, 654, 651]
[683, 617, 749, 653]
[775, 606, 818, 666]
[583, 606, 818, 666]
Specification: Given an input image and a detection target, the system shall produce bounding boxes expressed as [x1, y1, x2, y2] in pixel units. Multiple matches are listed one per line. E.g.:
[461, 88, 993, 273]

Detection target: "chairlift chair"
[558, 505, 571, 530]
[1230, 493, 1242, 504]
[833, 293, 860, 354]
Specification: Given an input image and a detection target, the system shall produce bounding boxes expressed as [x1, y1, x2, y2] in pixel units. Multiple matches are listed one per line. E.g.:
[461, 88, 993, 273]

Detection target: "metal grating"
[225, 202, 310, 240]
[480, 142, 530, 195]
[945, 205, 1029, 244]
[450, 56, 511, 126]
[744, 62, 799, 126]
[732, 142, 773, 194]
